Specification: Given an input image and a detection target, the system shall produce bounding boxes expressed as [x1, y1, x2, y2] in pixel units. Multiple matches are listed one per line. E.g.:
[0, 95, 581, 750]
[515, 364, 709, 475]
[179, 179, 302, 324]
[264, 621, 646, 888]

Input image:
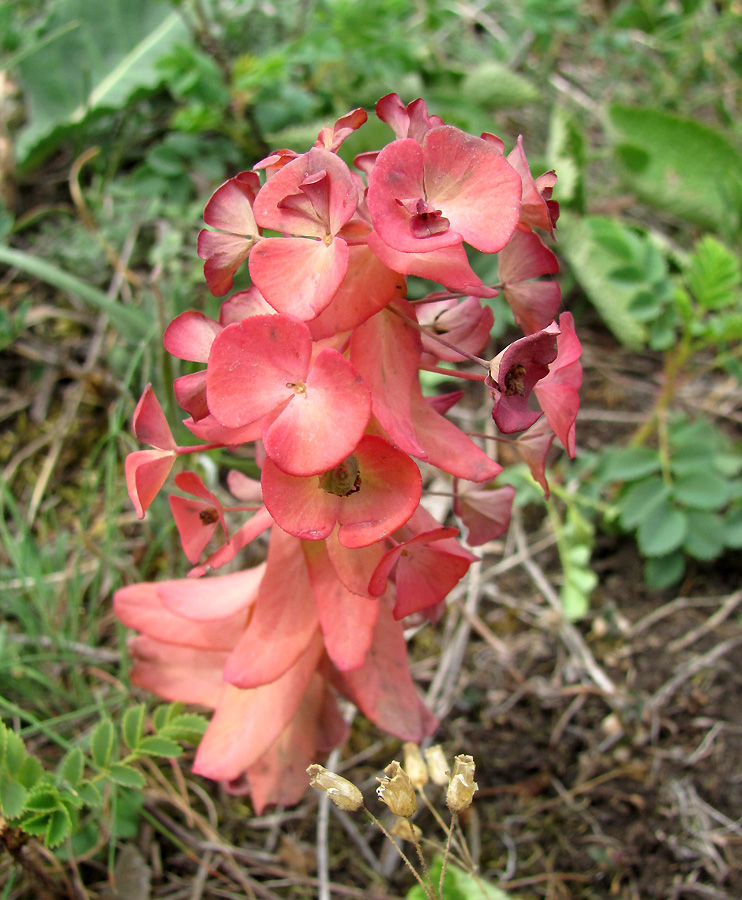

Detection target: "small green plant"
[0, 703, 206, 849]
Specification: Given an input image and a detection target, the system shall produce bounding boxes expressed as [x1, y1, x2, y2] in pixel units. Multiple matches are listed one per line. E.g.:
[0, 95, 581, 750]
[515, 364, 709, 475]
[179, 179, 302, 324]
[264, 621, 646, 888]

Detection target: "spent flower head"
[446, 754, 478, 813]
[376, 761, 417, 817]
[307, 764, 363, 812]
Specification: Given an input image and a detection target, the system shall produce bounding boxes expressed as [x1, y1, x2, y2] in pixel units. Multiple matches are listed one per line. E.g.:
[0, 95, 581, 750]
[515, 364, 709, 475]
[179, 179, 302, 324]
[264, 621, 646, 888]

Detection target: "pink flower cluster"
[115, 95, 582, 812]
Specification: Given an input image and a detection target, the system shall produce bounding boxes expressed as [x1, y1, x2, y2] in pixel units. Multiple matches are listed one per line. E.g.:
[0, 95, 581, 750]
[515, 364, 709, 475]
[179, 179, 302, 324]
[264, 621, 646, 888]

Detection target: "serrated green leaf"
[159, 713, 208, 744]
[644, 552, 685, 589]
[686, 236, 741, 310]
[547, 107, 586, 211]
[683, 511, 727, 561]
[136, 736, 183, 758]
[45, 807, 73, 849]
[4, 730, 27, 776]
[0, 723, 7, 764]
[24, 787, 61, 812]
[17, 755, 44, 789]
[78, 781, 104, 808]
[618, 476, 669, 529]
[90, 719, 115, 769]
[601, 447, 662, 482]
[637, 500, 687, 556]
[0, 777, 27, 819]
[122, 704, 147, 751]
[672, 472, 730, 511]
[59, 747, 85, 789]
[107, 764, 146, 789]
[607, 105, 742, 231]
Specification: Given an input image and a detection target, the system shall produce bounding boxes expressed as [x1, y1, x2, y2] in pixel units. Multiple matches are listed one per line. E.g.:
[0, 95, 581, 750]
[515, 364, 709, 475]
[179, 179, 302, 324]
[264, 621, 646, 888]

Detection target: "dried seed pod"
[376, 761, 417, 817]
[403, 742, 429, 790]
[307, 764, 363, 811]
[391, 817, 423, 842]
[446, 754, 478, 812]
[424, 744, 450, 786]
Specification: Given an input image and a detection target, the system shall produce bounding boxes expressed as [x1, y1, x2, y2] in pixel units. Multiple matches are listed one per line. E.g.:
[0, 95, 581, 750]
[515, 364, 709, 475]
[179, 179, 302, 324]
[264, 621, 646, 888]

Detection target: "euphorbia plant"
[115, 95, 582, 812]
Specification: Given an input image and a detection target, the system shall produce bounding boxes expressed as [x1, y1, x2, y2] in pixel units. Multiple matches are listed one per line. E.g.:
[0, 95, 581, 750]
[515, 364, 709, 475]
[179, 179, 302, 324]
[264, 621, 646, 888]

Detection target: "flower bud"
[307, 764, 363, 812]
[424, 744, 450, 786]
[402, 742, 428, 790]
[376, 761, 417, 817]
[446, 754, 478, 812]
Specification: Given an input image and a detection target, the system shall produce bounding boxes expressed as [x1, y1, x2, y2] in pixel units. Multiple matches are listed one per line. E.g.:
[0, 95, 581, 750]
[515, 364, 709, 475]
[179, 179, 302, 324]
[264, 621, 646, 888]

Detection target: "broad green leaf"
[644, 551, 685, 589]
[618, 476, 669, 529]
[107, 764, 146, 789]
[558, 215, 648, 347]
[4, 730, 28, 777]
[121, 704, 147, 751]
[59, 748, 85, 789]
[683, 511, 727, 561]
[24, 787, 61, 812]
[672, 472, 730, 511]
[637, 500, 687, 557]
[78, 781, 103, 808]
[90, 719, 115, 769]
[15, 0, 191, 167]
[600, 447, 662, 482]
[670, 440, 716, 476]
[607, 105, 742, 231]
[0, 722, 7, 764]
[136, 736, 183, 758]
[407, 856, 521, 900]
[686, 236, 741, 310]
[0, 777, 27, 819]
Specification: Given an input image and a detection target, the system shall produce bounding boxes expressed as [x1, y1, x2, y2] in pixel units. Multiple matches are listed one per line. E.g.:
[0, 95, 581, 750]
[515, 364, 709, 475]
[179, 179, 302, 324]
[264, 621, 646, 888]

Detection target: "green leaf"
[601, 446, 662, 482]
[558, 215, 648, 348]
[45, 808, 73, 849]
[135, 736, 183, 758]
[686, 236, 741, 310]
[547, 107, 586, 211]
[607, 105, 742, 231]
[618, 476, 669, 529]
[121, 704, 147, 751]
[724, 507, 742, 548]
[407, 856, 521, 900]
[4, 730, 27, 777]
[644, 552, 685, 589]
[159, 713, 208, 744]
[15, 0, 191, 167]
[0, 777, 28, 819]
[683, 511, 727, 561]
[672, 472, 730, 511]
[24, 787, 61, 812]
[78, 781, 104, 808]
[90, 719, 115, 769]
[462, 61, 539, 110]
[58, 748, 85, 789]
[107, 764, 146, 789]
[637, 500, 688, 557]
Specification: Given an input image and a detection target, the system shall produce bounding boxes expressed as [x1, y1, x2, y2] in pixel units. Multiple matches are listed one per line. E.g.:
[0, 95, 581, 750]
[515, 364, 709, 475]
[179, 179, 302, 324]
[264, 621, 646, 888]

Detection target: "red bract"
[488, 328, 559, 433]
[507, 137, 559, 236]
[453, 480, 517, 546]
[367, 126, 522, 255]
[249, 148, 359, 319]
[198, 171, 260, 296]
[262, 435, 421, 547]
[125, 385, 177, 519]
[534, 312, 582, 457]
[169, 471, 228, 564]
[206, 314, 371, 476]
[498, 228, 561, 335]
[417, 295, 495, 363]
